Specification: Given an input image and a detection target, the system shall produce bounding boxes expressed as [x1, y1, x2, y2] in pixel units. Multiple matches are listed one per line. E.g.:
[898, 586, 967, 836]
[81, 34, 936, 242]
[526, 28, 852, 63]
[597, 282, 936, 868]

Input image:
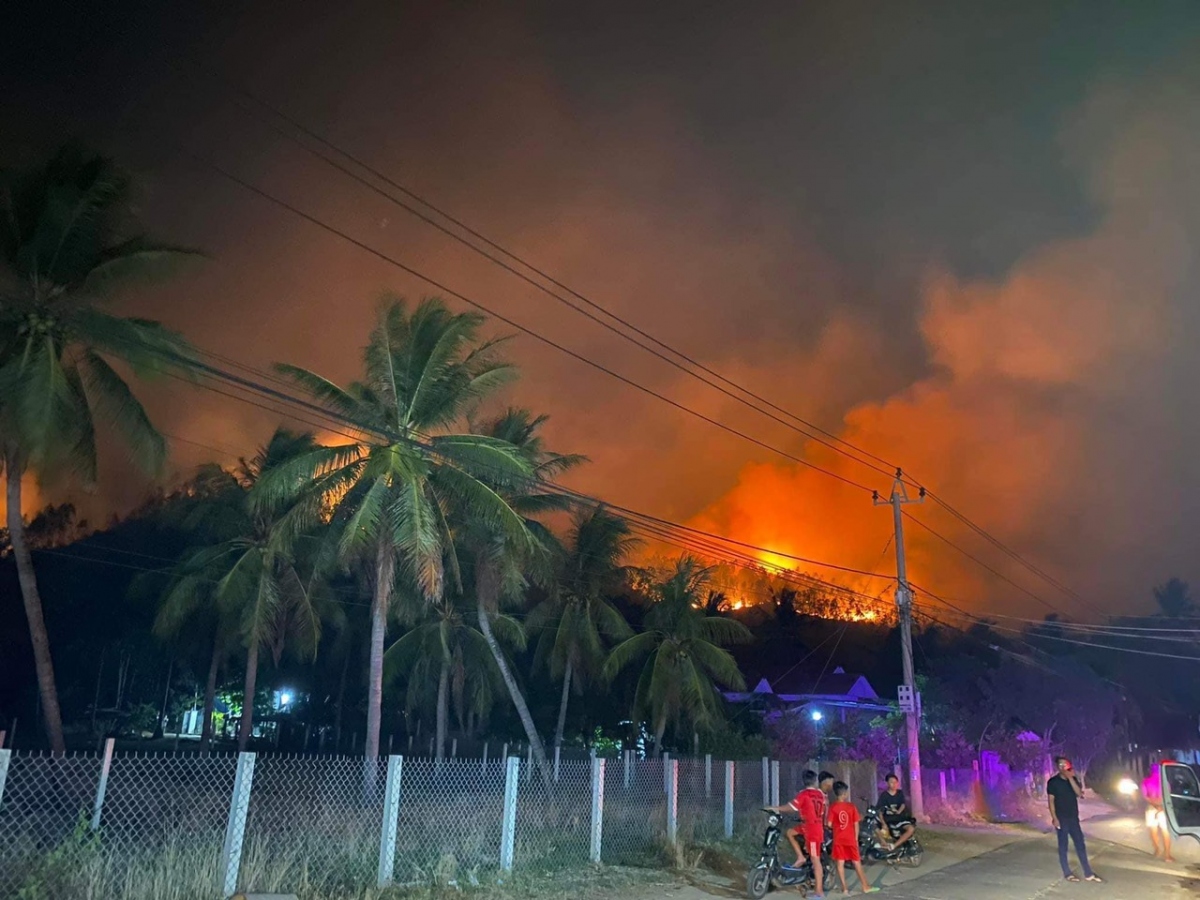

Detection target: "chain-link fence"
[0, 747, 870, 899]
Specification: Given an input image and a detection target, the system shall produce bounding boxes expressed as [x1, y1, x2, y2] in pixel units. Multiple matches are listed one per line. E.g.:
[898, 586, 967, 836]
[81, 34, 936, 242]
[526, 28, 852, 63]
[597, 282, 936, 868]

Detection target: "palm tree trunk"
[5, 454, 66, 755]
[237, 641, 259, 751]
[475, 554, 552, 787]
[436, 657, 449, 761]
[200, 634, 222, 754]
[154, 657, 173, 740]
[554, 653, 574, 750]
[334, 651, 349, 752]
[654, 717, 668, 757]
[365, 539, 395, 759]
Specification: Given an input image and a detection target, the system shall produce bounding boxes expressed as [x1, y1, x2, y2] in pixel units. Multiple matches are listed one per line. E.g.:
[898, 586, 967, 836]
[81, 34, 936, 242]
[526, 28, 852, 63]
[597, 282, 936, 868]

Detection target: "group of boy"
[769, 769, 889, 897]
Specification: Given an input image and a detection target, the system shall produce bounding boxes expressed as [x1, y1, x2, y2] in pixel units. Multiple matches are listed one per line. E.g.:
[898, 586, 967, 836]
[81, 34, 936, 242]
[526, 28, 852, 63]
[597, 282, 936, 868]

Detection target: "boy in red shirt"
[829, 781, 878, 894]
[771, 769, 827, 897]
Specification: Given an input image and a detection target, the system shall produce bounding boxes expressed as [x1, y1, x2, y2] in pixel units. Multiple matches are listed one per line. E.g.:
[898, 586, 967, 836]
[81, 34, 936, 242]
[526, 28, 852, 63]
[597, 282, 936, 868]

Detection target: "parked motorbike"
[1114, 775, 1140, 813]
[746, 808, 835, 899]
[858, 804, 924, 868]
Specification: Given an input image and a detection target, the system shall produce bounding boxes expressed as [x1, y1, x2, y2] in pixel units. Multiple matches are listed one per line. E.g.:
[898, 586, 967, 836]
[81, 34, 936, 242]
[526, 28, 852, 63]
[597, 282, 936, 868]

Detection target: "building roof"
[725, 666, 882, 706]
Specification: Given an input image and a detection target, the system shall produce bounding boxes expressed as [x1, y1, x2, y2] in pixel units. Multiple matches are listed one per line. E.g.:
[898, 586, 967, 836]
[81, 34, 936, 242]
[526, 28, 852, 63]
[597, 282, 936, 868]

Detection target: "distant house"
[724, 666, 893, 722]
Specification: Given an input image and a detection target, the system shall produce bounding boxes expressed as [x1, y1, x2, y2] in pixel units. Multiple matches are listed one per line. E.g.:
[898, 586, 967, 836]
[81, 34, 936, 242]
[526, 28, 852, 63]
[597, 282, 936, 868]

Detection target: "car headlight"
[1117, 777, 1138, 796]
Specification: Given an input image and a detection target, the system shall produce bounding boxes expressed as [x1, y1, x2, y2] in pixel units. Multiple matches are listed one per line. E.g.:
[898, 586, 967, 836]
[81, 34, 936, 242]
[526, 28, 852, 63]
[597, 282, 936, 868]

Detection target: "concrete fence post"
[770, 760, 780, 807]
[724, 760, 735, 839]
[663, 753, 672, 794]
[761, 757, 770, 807]
[590, 756, 605, 863]
[482, 742, 489, 774]
[554, 745, 561, 783]
[377, 755, 404, 887]
[666, 758, 679, 845]
[705, 753, 712, 799]
[220, 751, 256, 897]
[90, 737, 115, 830]
[500, 755, 520, 872]
[0, 749, 11, 811]
[624, 750, 632, 791]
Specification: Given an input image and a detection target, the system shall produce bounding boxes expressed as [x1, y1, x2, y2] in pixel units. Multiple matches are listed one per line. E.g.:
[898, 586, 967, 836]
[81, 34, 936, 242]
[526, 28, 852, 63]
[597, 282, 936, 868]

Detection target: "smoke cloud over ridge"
[693, 63, 1200, 615]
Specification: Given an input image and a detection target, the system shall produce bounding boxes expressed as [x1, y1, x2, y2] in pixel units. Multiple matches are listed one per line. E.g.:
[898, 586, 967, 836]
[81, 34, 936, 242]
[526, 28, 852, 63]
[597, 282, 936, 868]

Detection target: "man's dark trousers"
[1056, 817, 1093, 878]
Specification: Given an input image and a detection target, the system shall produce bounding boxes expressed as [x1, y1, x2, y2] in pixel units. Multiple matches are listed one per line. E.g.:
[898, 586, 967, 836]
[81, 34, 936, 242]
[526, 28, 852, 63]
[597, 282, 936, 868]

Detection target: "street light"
[280, 691, 292, 707]
[811, 709, 823, 722]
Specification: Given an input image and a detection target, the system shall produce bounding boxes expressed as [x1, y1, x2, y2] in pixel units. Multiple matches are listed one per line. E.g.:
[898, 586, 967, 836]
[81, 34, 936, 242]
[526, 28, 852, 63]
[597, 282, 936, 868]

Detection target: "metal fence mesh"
[241, 754, 387, 894]
[601, 756, 665, 865]
[0, 749, 870, 899]
[393, 757, 508, 884]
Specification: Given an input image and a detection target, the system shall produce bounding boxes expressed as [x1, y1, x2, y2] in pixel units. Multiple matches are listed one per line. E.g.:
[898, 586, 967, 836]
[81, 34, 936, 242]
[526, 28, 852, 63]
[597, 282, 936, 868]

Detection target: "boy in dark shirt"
[1047, 756, 1102, 883]
[875, 773, 915, 850]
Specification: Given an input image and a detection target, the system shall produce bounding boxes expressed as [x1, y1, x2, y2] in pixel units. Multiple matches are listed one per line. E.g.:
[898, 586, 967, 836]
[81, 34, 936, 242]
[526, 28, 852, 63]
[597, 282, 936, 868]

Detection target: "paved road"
[873, 831, 1196, 900]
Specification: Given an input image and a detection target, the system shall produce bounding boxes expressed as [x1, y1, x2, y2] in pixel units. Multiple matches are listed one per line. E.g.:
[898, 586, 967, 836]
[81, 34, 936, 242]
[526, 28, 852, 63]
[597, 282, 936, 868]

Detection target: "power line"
[182, 343, 897, 585]
[177, 347, 892, 591]
[176, 56, 904, 486]
[192, 157, 880, 496]
[173, 56, 1119, 628]
[924, 491, 1101, 614]
[914, 588, 1200, 662]
[901, 510, 1079, 618]
[183, 111, 1102, 622]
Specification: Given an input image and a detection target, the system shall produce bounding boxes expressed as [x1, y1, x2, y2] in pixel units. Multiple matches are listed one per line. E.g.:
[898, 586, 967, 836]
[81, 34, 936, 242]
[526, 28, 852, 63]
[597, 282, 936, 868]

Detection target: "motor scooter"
[857, 804, 923, 867]
[746, 808, 835, 898]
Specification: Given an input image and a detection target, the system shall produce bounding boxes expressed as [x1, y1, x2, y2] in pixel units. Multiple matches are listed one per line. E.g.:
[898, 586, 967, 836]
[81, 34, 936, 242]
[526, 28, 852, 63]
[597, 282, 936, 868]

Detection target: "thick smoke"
[693, 66, 1200, 616]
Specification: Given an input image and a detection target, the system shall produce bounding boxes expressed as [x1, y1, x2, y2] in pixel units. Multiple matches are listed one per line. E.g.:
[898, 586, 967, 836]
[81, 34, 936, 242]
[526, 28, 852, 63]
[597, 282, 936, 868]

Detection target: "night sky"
[6, 0, 1200, 616]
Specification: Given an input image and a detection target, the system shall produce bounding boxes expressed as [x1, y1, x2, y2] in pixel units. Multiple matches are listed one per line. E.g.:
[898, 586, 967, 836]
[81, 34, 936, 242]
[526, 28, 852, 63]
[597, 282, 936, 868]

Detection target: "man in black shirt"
[1047, 756, 1102, 883]
[875, 773, 915, 850]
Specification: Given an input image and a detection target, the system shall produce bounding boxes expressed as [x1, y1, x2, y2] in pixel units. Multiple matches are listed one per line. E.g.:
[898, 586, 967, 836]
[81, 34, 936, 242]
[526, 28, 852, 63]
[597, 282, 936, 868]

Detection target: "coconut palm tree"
[461, 408, 584, 782]
[529, 505, 637, 751]
[604, 556, 752, 752]
[251, 297, 535, 759]
[0, 145, 198, 753]
[155, 430, 334, 750]
[385, 584, 524, 759]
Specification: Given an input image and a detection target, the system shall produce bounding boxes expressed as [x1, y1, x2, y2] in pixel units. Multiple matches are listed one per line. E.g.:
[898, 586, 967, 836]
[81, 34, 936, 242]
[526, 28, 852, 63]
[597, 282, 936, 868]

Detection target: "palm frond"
[337, 476, 391, 562]
[603, 631, 660, 681]
[696, 616, 754, 647]
[70, 309, 196, 377]
[79, 350, 167, 476]
[275, 363, 366, 423]
[685, 640, 747, 691]
[391, 477, 444, 601]
[250, 443, 365, 513]
[79, 239, 206, 298]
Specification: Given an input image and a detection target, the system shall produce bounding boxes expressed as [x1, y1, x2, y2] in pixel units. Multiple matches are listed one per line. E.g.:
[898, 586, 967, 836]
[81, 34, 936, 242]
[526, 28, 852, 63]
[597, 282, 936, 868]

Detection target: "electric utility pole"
[875, 469, 925, 820]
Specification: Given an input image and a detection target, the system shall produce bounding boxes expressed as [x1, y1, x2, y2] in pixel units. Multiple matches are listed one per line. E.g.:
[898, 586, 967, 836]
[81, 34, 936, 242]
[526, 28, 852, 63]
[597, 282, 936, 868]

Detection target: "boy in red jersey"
[829, 781, 878, 894]
[771, 769, 827, 897]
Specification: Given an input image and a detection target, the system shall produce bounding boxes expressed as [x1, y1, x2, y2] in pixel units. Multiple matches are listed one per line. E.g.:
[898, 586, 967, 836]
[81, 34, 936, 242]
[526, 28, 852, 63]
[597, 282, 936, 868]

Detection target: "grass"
[0, 789, 713, 899]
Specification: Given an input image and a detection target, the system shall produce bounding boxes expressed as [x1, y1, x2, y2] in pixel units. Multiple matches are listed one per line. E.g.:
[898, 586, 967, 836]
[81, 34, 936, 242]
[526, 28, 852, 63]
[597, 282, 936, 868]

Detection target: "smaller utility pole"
[875, 469, 925, 820]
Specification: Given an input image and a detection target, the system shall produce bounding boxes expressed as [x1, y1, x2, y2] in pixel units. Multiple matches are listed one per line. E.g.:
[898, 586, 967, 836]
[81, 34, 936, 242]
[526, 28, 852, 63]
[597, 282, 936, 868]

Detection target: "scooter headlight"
[1117, 778, 1138, 796]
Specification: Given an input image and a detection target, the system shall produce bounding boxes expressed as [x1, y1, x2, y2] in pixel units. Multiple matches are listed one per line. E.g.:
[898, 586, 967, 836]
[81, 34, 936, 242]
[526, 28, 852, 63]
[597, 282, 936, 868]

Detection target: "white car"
[1160, 762, 1200, 836]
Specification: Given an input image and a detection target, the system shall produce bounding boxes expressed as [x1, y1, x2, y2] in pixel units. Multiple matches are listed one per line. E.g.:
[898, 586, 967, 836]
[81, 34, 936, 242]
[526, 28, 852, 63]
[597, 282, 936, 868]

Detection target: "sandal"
[1065, 875, 1081, 882]
[1085, 875, 1104, 883]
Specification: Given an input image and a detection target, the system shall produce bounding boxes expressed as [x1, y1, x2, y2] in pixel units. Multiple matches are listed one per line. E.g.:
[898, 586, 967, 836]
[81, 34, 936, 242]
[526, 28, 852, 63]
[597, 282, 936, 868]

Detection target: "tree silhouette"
[1154, 578, 1194, 618]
